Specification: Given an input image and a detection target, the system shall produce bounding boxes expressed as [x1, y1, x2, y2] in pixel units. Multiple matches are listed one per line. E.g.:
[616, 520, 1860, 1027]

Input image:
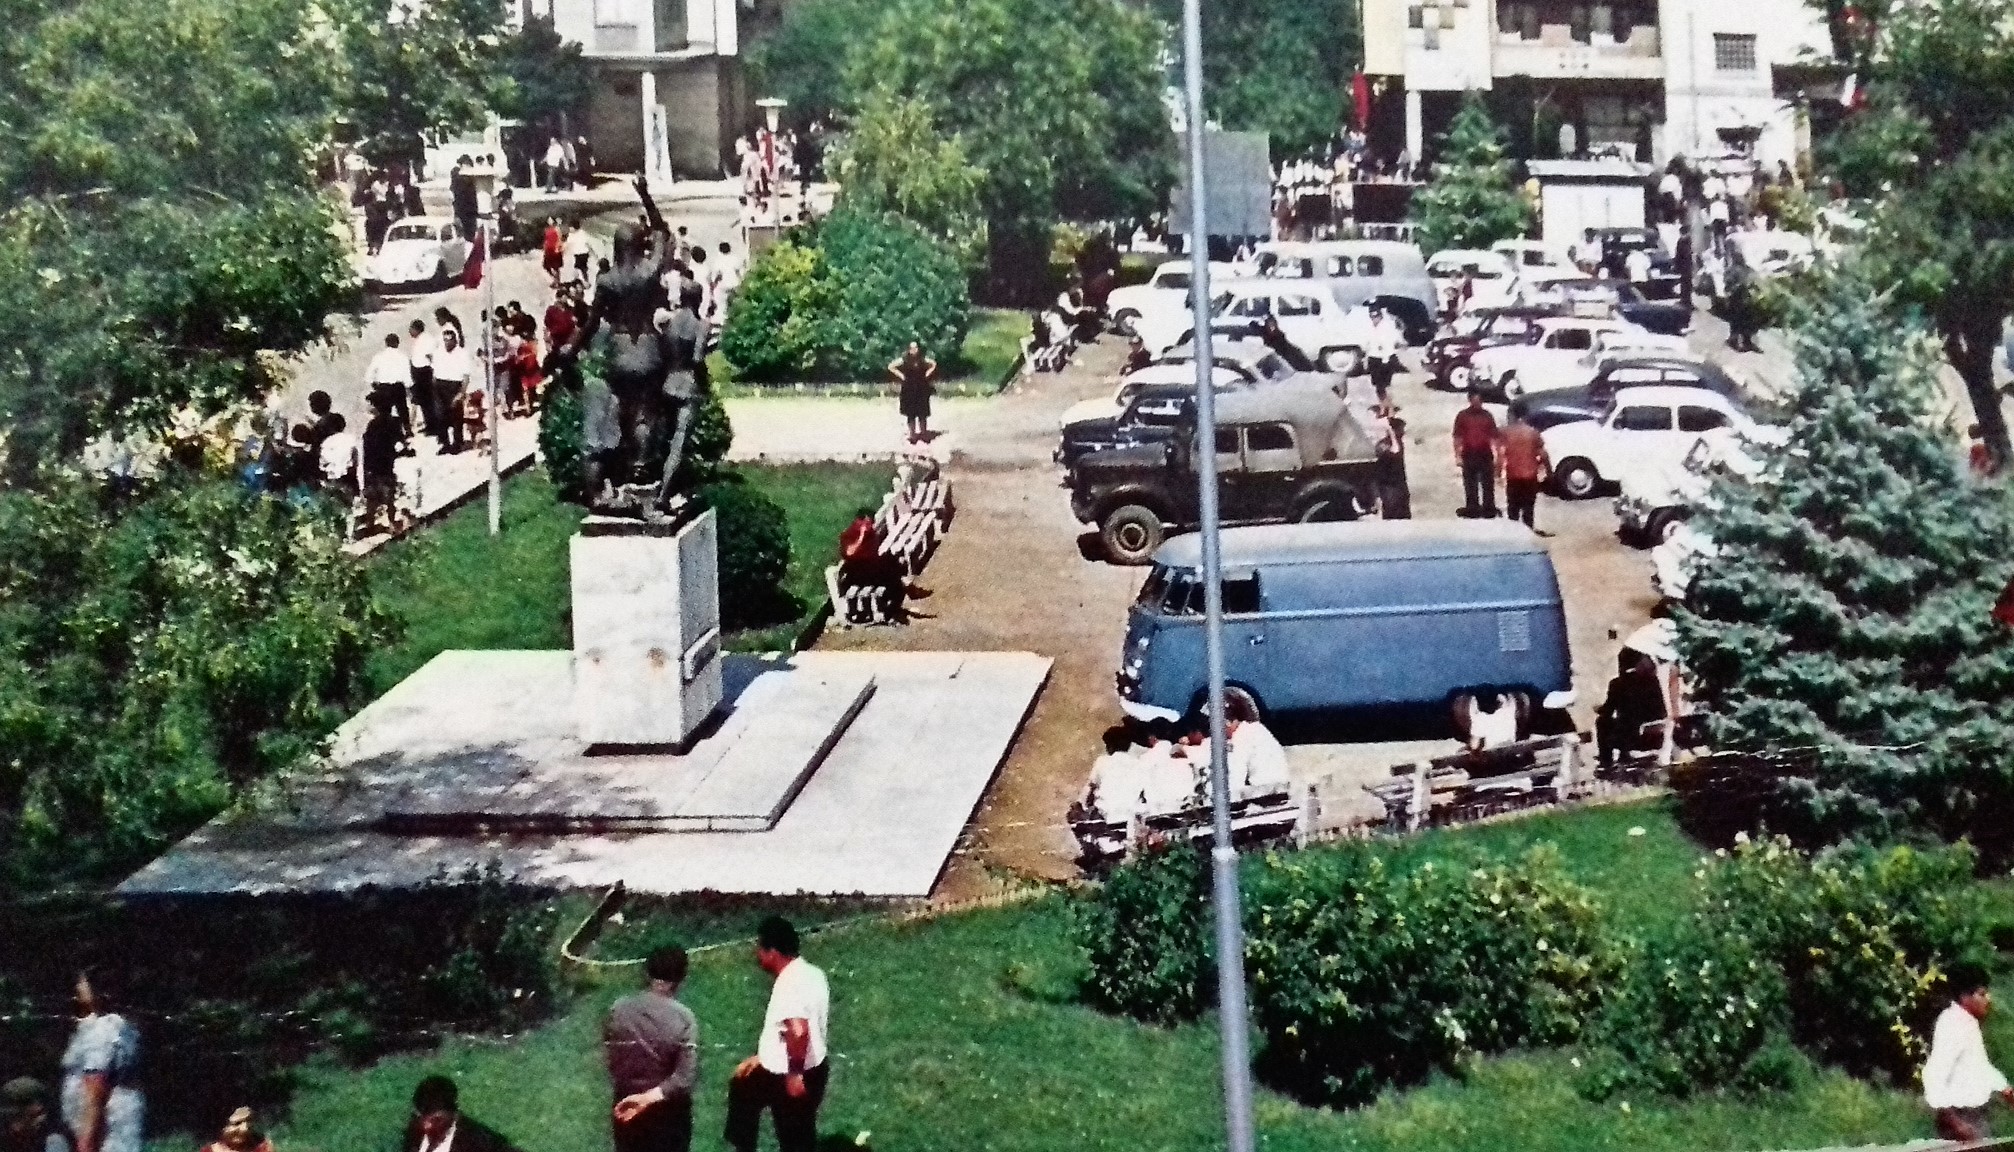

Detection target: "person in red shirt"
[542, 218, 565, 290]
[838, 508, 908, 621]
[1451, 389, 1500, 518]
[1498, 408, 1551, 531]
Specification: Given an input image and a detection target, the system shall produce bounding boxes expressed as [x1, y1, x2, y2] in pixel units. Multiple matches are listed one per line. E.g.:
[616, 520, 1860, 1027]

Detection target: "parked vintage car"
[1467, 315, 1669, 400]
[1252, 240, 1438, 343]
[1509, 356, 1743, 430]
[1055, 341, 1310, 467]
[366, 217, 472, 289]
[1067, 381, 1381, 564]
[1422, 305, 1562, 392]
[1615, 434, 1766, 546]
[1115, 520, 1574, 725]
[1426, 248, 1519, 312]
[1106, 259, 1235, 338]
[1541, 384, 1785, 500]
[1587, 226, 1683, 299]
[1133, 279, 1377, 372]
[1514, 276, 1691, 335]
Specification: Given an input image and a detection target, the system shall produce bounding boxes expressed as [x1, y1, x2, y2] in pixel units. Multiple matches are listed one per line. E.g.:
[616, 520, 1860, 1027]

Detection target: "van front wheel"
[1100, 505, 1166, 565]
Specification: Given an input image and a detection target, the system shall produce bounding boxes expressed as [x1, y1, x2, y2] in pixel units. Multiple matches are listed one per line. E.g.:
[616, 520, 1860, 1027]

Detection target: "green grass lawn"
[366, 464, 891, 690]
[258, 801, 1961, 1152]
[712, 308, 1030, 398]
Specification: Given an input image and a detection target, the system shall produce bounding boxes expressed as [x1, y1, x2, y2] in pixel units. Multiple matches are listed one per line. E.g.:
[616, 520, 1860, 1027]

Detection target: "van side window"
[1326, 257, 1352, 277]
[1221, 575, 1261, 614]
[1356, 255, 1384, 276]
[1246, 423, 1295, 452]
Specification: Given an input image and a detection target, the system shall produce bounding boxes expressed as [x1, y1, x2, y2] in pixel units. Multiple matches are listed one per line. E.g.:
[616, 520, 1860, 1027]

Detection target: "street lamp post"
[1177, 2, 1258, 1152]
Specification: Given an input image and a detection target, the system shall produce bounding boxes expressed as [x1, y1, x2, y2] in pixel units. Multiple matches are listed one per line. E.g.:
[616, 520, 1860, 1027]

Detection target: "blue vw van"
[1116, 520, 1574, 725]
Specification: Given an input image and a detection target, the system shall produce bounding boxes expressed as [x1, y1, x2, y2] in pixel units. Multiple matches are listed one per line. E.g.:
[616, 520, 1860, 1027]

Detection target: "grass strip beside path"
[366, 464, 890, 691]
[712, 308, 1030, 398]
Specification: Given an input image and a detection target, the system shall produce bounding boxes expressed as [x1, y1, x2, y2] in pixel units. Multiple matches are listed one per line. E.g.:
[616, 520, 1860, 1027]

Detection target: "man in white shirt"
[725, 917, 829, 1152]
[431, 326, 473, 454]
[1924, 966, 2013, 1140]
[365, 332, 414, 447]
[1361, 305, 1403, 402]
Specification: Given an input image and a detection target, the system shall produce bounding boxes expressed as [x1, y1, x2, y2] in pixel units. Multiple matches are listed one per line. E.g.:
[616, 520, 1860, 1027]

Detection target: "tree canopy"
[1144, 0, 1362, 159]
[1409, 93, 1534, 256]
[844, 0, 1172, 301]
[1675, 262, 2014, 861]
[1821, 0, 2014, 465]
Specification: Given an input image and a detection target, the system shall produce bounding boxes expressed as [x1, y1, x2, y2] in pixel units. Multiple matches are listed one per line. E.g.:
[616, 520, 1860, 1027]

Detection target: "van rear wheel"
[1100, 504, 1165, 565]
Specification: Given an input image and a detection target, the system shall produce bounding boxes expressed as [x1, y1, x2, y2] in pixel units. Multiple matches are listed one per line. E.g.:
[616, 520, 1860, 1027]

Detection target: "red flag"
[1352, 72, 1372, 133]
[461, 226, 486, 289]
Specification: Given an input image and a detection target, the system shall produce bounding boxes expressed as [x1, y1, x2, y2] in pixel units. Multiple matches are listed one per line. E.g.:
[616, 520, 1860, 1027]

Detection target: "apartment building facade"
[525, 0, 746, 177]
[1361, 0, 1839, 168]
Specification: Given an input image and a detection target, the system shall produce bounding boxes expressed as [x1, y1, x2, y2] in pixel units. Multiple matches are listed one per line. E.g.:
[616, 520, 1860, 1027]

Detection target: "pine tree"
[1408, 93, 1534, 256]
[1674, 262, 2014, 860]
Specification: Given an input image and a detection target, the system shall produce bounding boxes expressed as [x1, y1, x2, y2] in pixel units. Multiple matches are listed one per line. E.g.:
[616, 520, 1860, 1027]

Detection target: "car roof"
[1596, 354, 1719, 373]
[387, 216, 455, 229]
[1154, 519, 1545, 569]
[1535, 315, 1620, 330]
[1161, 336, 1276, 364]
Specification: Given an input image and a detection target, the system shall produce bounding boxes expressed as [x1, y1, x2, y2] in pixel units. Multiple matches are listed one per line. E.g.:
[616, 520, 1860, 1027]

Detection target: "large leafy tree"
[329, 0, 509, 167]
[826, 92, 986, 265]
[1675, 262, 2014, 861]
[1820, 0, 2014, 465]
[743, 0, 880, 128]
[845, 0, 1172, 303]
[491, 15, 595, 141]
[0, 0, 398, 885]
[1145, 0, 1362, 158]
[1409, 94, 1533, 256]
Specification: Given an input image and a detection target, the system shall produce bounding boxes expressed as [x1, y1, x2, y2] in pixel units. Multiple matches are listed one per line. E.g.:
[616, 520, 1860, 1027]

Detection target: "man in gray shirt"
[603, 946, 698, 1152]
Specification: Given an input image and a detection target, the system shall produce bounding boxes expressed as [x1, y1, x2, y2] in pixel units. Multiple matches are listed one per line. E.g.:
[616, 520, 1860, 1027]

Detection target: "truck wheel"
[1100, 505, 1165, 565]
[1294, 486, 1361, 523]
[1645, 508, 1687, 544]
[1554, 458, 1600, 500]
[1114, 309, 1140, 337]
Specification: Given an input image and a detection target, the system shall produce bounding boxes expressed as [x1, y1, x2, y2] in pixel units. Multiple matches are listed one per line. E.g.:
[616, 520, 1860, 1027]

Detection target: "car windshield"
[386, 223, 434, 242]
[1138, 567, 1205, 615]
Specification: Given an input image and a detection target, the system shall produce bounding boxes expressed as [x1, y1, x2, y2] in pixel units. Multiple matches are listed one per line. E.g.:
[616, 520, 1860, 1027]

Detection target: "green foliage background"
[721, 209, 971, 382]
[1143, 0, 1363, 158]
[1410, 94, 1534, 256]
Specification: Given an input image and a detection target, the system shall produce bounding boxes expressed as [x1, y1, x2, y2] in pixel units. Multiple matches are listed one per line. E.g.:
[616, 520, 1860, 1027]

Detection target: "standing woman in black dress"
[889, 342, 938, 444]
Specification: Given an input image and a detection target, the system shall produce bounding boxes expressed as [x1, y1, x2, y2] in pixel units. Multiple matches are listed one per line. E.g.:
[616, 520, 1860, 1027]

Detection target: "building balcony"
[1494, 24, 1662, 80]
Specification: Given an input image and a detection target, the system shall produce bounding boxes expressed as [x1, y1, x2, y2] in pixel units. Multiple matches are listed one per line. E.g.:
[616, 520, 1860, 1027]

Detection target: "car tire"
[1499, 372, 1524, 401]
[1294, 486, 1361, 523]
[1320, 347, 1360, 374]
[1114, 309, 1140, 337]
[1555, 458, 1601, 500]
[1645, 508, 1687, 544]
[1100, 504, 1166, 565]
[1448, 364, 1472, 393]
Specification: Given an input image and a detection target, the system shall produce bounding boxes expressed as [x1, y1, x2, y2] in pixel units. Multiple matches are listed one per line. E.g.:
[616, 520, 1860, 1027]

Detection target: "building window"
[1714, 32, 1758, 71]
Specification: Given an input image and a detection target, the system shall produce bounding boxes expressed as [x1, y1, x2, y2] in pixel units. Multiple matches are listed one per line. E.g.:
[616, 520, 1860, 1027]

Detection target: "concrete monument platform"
[380, 662, 876, 833]
[118, 650, 1051, 899]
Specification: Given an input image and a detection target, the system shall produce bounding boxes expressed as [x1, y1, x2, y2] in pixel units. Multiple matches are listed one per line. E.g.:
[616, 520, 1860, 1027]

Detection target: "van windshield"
[1138, 567, 1202, 615]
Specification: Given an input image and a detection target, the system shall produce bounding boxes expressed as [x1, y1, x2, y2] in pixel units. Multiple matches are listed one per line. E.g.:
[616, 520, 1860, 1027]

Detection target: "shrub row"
[1077, 834, 1992, 1106]
[719, 207, 970, 383]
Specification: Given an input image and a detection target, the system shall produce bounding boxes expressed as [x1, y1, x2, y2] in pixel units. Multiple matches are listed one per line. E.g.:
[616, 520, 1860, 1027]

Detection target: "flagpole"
[485, 217, 501, 537]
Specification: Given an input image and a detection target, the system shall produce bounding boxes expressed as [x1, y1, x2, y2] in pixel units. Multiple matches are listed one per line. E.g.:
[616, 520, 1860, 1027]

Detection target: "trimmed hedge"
[720, 208, 970, 383]
[696, 475, 795, 630]
[1073, 841, 1213, 1025]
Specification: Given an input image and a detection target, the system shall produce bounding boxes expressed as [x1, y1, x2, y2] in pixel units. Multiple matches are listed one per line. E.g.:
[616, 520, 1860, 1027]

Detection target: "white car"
[1056, 340, 1296, 430]
[367, 217, 472, 288]
[1426, 249, 1518, 312]
[1510, 328, 1698, 400]
[1614, 435, 1765, 545]
[1133, 279, 1374, 372]
[1651, 522, 1719, 602]
[1469, 316, 1649, 400]
[1107, 260, 1234, 338]
[1542, 385, 1785, 500]
[1492, 238, 1573, 276]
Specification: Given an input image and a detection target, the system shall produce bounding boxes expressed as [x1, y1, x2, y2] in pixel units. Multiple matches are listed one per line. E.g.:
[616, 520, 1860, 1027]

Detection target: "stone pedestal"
[571, 510, 724, 747]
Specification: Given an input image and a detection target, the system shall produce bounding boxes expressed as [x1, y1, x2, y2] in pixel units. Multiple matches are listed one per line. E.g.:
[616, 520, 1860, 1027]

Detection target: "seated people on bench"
[1597, 650, 1668, 767]
[1463, 688, 1520, 752]
[837, 507, 909, 615]
[1224, 694, 1291, 791]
